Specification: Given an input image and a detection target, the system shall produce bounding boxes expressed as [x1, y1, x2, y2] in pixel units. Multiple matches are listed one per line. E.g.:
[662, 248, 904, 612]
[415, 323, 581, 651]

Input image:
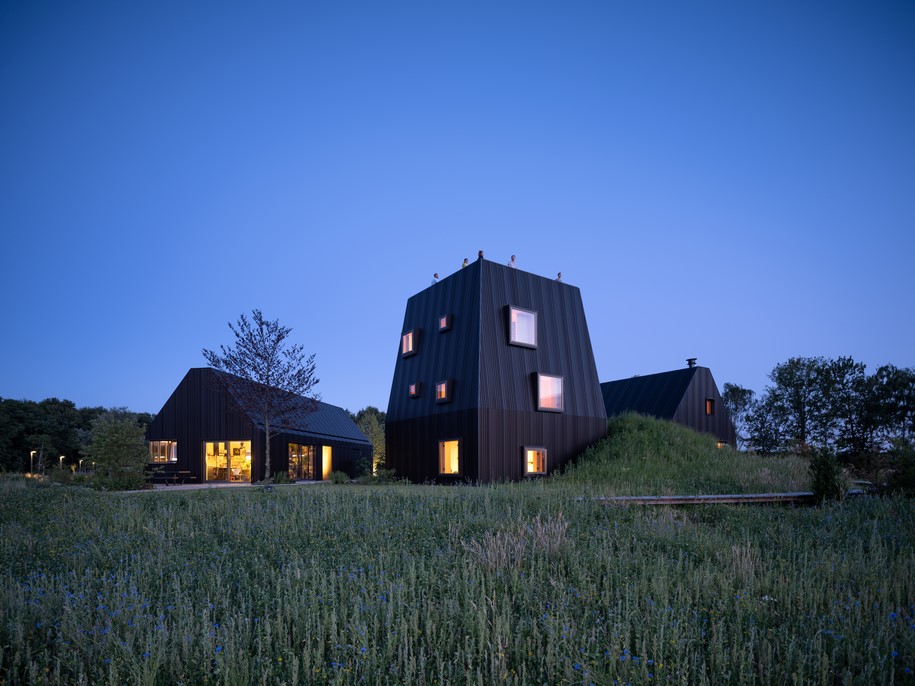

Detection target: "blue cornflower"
[215, 646, 223, 653]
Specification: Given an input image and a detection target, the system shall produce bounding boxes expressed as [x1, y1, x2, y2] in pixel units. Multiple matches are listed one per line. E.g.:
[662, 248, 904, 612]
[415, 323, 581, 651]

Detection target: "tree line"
[723, 357, 915, 462]
[0, 397, 153, 472]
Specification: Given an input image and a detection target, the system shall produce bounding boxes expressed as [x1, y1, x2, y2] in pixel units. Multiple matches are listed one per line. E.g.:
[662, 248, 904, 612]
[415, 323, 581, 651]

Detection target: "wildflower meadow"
[1, 476, 913, 685]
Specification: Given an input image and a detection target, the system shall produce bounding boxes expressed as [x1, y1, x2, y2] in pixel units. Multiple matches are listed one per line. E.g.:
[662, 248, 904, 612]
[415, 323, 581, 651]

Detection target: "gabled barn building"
[146, 367, 371, 483]
[386, 257, 607, 483]
[600, 360, 737, 447]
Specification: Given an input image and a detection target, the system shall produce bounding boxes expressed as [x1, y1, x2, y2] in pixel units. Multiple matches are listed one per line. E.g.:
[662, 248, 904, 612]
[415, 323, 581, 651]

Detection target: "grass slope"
[557, 413, 809, 496]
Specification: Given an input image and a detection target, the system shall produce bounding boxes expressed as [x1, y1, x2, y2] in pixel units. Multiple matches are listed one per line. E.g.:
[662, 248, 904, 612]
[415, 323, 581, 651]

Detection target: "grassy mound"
[556, 413, 808, 495]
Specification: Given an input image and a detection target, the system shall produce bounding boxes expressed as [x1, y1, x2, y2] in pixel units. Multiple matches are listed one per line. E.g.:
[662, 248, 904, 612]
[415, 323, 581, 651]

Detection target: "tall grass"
[558, 414, 810, 496]
[1, 476, 912, 684]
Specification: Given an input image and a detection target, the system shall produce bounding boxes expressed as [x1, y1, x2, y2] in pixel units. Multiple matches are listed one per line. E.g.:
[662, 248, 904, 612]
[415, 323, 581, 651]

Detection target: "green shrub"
[272, 471, 291, 484]
[809, 449, 848, 503]
[886, 441, 915, 496]
[330, 470, 351, 484]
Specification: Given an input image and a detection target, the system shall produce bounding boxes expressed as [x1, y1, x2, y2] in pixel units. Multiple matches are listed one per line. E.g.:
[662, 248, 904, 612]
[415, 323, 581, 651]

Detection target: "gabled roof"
[600, 367, 698, 419]
[204, 368, 370, 445]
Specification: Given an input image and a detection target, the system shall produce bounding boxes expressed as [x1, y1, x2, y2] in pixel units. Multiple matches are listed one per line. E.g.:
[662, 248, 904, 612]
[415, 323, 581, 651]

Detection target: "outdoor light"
[79, 459, 83, 471]
[30, 450, 36, 474]
[59, 455, 64, 469]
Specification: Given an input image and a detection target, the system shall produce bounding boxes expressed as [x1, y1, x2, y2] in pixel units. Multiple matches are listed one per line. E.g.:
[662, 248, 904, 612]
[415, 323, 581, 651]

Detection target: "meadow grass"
[557, 414, 810, 496]
[1, 475, 912, 685]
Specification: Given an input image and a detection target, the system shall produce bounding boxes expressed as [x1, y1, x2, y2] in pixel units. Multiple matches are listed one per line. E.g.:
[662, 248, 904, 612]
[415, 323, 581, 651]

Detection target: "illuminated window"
[288, 443, 315, 480]
[409, 382, 420, 398]
[537, 374, 563, 412]
[439, 439, 460, 475]
[706, 399, 715, 415]
[204, 441, 251, 482]
[322, 446, 333, 480]
[508, 306, 537, 348]
[149, 440, 177, 463]
[435, 379, 452, 403]
[439, 314, 452, 332]
[524, 447, 547, 475]
[401, 330, 417, 356]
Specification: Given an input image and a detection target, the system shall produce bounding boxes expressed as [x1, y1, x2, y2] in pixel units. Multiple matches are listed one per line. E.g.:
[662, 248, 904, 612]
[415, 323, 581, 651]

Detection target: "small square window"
[508, 306, 537, 348]
[435, 379, 452, 403]
[409, 382, 420, 398]
[401, 329, 417, 357]
[439, 314, 452, 332]
[537, 374, 563, 412]
[523, 447, 547, 475]
[439, 439, 460, 475]
[706, 399, 715, 415]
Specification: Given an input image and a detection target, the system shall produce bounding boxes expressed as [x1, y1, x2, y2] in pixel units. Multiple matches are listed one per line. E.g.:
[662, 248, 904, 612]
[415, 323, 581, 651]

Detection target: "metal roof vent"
[686, 358, 697, 368]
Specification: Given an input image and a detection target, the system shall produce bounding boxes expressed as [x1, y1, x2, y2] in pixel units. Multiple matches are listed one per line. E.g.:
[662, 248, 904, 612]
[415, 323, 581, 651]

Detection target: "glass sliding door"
[205, 441, 252, 482]
[288, 443, 315, 481]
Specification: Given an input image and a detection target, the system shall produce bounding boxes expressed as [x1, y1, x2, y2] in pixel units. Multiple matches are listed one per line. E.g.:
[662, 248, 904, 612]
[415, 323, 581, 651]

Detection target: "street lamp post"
[79, 459, 83, 472]
[30, 450, 36, 474]
[59, 455, 64, 470]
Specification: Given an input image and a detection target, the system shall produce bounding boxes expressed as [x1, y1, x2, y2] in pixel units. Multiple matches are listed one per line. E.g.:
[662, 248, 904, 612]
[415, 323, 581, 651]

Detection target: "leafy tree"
[721, 383, 754, 450]
[354, 406, 386, 472]
[761, 357, 833, 451]
[202, 309, 320, 482]
[872, 365, 915, 447]
[82, 408, 149, 490]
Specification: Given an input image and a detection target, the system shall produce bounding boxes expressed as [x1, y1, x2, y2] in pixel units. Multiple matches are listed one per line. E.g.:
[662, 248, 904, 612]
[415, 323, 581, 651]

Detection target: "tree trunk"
[264, 418, 271, 483]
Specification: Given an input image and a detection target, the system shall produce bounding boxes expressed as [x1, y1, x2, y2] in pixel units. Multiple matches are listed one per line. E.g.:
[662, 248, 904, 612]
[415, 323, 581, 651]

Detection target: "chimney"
[686, 358, 697, 368]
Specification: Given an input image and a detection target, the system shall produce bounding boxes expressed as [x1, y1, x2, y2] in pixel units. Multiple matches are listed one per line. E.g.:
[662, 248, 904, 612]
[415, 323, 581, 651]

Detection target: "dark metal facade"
[386, 259, 607, 482]
[146, 368, 372, 482]
[600, 366, 737, 446]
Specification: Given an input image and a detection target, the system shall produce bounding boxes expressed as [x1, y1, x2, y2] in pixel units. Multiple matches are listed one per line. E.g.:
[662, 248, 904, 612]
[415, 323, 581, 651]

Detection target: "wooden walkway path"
[592, 492, 818, 506]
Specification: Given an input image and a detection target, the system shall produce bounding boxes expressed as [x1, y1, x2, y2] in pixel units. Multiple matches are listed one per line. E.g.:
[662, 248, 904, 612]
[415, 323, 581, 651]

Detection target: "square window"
[537, 374, 563, 412]
[409, 382, 420, 398]
[435, 379, 452, 403]
[401, 329, 417, 357]
[524, 447, 547, 475]
[706, 398, 715, 415]
[439, 314, 452, 332]
[439, 439, 460, 475]
[508, 306, 537, 348]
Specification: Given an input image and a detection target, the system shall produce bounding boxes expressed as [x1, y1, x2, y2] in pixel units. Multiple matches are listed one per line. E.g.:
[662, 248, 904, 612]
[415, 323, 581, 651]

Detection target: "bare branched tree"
[202, 309, 319, 482]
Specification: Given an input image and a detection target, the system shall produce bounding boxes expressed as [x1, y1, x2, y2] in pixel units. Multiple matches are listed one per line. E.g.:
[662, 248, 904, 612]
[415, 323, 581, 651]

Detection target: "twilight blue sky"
[2, 1, 913, 415]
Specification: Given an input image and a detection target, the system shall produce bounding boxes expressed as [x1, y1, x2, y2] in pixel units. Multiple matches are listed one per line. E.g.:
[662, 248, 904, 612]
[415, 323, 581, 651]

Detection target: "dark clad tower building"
[386, 258, 607, 482]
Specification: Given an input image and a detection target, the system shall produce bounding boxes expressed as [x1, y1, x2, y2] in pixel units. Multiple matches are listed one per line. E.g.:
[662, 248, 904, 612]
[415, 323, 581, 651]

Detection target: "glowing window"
[322, 446, 333, 480]
[204, 441, 251, 482]
[508, 307, 537, 348]
[435, 379, 452, 403]
[537, 374, 564, 412]
[439, 439, 460, 475]
[439, 314, 452, 332]
[401, 330, 416, 356]
[706, 399, 715, 415]
[409, 382, 420, 398]
[524, 447, 547, 475]
[149, 440, 177, 463]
